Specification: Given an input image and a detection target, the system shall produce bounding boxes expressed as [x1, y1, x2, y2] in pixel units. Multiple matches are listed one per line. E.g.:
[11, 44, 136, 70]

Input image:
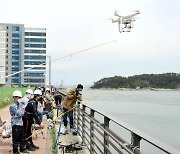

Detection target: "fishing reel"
[47, 121, 55, 130]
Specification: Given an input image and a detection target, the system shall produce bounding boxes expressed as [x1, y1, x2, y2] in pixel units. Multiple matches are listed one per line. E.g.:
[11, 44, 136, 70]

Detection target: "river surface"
[81, 89, 180, 153]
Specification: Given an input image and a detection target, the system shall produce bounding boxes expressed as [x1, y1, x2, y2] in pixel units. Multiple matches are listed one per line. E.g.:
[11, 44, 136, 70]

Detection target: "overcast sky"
[1, 0, 180, 86]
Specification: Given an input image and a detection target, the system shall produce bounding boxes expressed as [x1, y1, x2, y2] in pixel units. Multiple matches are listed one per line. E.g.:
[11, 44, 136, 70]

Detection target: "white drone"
[111, 10, 140, 33]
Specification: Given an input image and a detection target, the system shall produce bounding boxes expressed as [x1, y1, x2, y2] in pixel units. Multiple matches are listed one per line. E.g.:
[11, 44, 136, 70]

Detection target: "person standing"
[23, 89, 44, 151]
[18, 89, 33, 107]
[45, 88, 54, 120]
[54, 90, 63, 117]
[9, 90, 27, 154]
[61, 84, 83, 134]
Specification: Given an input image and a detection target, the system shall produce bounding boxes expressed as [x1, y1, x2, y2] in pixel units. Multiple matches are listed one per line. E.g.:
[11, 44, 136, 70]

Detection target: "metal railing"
[59, 92, 180, 154]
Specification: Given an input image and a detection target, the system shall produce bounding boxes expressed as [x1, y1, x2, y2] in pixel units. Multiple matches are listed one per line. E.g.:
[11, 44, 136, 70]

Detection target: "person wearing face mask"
[61, 84, 83, 135]
[22, 89, 44, 151]
[9, 90, 28, 154]
[18, 89, 33, 108]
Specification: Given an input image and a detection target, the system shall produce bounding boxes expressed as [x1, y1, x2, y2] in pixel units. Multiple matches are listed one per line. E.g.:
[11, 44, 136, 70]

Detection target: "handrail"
[59, 91, 180, 154]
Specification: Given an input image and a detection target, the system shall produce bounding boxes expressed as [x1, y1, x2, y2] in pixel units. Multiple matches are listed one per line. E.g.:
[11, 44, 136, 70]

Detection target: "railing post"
[73, 105, 77, 128]
[104, 116, 110, 154]
[81, 105, 86, 145]
[76, 107, 80, 132]
[90, 109, 95, 153]
[131, 132, 141, 153]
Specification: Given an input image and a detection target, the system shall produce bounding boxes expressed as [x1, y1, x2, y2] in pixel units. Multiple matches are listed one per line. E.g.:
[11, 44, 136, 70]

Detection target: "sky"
[0, 0, 180, 86]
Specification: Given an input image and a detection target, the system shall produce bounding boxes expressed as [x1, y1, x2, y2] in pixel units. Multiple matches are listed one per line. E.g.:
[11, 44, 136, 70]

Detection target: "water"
[82, 89, 180, 152]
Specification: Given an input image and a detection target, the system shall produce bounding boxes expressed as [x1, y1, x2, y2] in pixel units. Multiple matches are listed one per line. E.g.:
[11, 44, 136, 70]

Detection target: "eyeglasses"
[14, 96, 21, 99]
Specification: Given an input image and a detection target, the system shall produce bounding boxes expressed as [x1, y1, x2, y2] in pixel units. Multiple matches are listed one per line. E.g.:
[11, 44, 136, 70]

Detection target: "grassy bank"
[0, 87, 34, 109]
[51, 126, 56, 154]
[50, 110, 56, 154]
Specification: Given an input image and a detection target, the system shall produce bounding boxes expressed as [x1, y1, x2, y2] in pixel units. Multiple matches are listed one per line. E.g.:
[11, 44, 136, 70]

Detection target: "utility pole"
[46, 55, 51, 86]
[49, 55, 51, 86]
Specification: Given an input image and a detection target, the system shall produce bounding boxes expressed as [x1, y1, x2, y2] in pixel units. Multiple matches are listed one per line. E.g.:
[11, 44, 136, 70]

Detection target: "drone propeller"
[106, 17, 114, 23]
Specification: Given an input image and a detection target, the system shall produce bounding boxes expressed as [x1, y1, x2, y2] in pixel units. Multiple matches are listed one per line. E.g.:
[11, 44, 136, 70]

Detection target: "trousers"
[63, 107, 74, 128]
[12, 125, 25, 153]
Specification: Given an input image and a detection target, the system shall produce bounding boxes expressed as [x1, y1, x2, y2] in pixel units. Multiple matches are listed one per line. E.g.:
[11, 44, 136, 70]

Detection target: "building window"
[6, 78, 8, 82]
[25, 50, 46, 54]
[25, 32, 46, 36]
[6, 44, 8, 47]
[12, 56, 19, 60]
[6, 55, 8, 59]
[12, 39, 19, 43]
[6, 50, 8, 53]
[7, 38, 8, 42]
[12, 67, 19, 71]
[12, 45, 19, 49]
[6, 67, 8, 70]
[6, 61, 8, 64]
[12, 50, 19, 54]
[7, 26, 8, 30]
[12, 34, 19, 37]
[12, 62, 19, 65]
[25, 44, 29, 47]
[12, 26, 19, 31]
[6, 33, 8, 36]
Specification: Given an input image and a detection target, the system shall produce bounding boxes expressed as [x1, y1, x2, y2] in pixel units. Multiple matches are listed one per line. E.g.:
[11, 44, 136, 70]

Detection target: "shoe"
[20, 149, 29, 154]
[61, 126, 68, 135]
[70, 128, 77, 135]
[27, 145, 36, 151]
[31, 144, 39, 149]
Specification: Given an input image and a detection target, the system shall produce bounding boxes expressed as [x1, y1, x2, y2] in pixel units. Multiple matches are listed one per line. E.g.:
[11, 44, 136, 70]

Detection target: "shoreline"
[89, 87, 180, 91]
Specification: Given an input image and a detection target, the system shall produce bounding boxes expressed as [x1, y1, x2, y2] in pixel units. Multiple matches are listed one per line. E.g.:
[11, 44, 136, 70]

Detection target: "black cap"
[77, 84, 83, 89]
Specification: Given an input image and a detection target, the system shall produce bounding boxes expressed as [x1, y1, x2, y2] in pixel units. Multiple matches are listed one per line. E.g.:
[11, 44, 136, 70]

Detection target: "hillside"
[91, 73, 180, 89]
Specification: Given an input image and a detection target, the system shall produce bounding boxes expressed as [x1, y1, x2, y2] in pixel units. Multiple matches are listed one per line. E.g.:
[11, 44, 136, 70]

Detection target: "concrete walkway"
[0, 106, 52, 154]
[54, 117, 90, 154]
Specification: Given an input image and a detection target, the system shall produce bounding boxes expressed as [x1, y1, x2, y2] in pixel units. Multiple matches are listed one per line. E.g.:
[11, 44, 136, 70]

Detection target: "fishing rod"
[0, 40, 116, 79]
[47, 95, 97, 130]
[25, 95, 97, 141]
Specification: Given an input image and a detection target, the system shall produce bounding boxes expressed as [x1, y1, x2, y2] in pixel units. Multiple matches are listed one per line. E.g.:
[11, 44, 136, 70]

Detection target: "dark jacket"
[23, 98, 41, 125]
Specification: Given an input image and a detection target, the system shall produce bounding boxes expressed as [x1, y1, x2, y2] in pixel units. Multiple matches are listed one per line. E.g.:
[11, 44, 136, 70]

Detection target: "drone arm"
[114, 14, 121, 17]
[112, 19, 118, 23]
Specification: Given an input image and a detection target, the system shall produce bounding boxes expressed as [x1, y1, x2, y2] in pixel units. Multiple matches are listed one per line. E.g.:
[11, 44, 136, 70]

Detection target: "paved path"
[0, 106, 52, 154]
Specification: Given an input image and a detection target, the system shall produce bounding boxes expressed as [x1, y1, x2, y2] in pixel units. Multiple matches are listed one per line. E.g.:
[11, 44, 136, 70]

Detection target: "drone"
[111, 10, 140, 33]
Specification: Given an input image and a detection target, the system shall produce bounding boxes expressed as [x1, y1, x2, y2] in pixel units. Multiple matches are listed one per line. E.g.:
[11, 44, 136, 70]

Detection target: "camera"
[75, 90, 82, 96]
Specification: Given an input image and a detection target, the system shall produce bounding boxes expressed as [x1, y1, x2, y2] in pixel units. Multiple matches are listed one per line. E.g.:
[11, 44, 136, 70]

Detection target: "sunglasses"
[14, 96, 22, 99]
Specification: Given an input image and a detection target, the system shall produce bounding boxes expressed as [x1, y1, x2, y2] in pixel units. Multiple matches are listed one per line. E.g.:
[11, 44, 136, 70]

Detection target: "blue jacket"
[9, 102, 25, 126]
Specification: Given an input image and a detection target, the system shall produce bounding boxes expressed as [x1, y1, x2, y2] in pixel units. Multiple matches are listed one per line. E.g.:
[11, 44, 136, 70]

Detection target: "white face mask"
[26, 93, 33, 99]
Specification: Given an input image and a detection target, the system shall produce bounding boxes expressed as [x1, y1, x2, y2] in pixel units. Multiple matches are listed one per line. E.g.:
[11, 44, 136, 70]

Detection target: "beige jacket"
[62, 88, 82, 110]
[45, 93, 54, 104]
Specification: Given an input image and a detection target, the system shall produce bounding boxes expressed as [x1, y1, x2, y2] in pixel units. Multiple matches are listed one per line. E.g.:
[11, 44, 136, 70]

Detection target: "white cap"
[26, 89, 33, 95]
[13, 90, 22, 98]
[33, 89, 42, 95]
[46, 87, 51, 91]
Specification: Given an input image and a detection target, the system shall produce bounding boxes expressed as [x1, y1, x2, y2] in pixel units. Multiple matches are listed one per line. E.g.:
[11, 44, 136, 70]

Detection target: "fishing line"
[1, 40, 116, 79]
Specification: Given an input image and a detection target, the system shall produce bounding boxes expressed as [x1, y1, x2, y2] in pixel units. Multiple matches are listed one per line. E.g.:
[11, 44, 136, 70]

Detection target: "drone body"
[112, 10, 140, 33]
